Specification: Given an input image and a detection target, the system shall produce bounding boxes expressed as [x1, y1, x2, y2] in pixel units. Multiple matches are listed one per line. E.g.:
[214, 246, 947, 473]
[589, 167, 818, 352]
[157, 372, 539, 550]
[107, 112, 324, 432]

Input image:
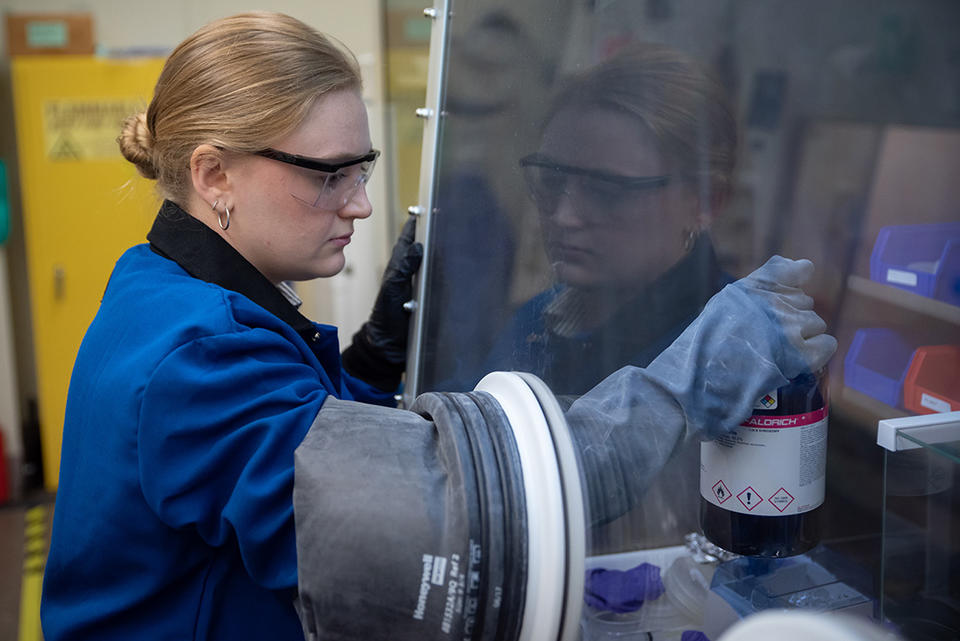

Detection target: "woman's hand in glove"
[727, 255, 836, 382]
[564, 256, 837, 523]
[342, 216, 423, 391]
[635, 254, 837, 438]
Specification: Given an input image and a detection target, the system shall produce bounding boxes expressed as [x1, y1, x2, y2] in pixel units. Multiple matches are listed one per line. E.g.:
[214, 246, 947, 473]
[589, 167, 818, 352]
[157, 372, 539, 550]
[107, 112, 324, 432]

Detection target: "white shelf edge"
[876, 411, 960, 452]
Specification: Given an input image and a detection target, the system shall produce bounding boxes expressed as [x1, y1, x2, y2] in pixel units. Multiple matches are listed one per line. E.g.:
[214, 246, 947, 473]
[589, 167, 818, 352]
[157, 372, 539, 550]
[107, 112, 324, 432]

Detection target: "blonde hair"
[118, 12, 362, 202]
[549, 43, 737, 199]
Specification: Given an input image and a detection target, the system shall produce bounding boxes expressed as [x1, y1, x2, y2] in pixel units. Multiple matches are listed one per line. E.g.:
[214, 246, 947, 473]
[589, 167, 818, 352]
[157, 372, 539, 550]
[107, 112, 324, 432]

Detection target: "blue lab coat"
[41, 201, 394, 641]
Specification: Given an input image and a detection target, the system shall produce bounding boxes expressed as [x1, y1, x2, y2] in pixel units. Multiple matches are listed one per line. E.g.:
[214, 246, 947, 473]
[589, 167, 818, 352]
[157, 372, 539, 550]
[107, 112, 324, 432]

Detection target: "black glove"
[342, 216, 423, 391]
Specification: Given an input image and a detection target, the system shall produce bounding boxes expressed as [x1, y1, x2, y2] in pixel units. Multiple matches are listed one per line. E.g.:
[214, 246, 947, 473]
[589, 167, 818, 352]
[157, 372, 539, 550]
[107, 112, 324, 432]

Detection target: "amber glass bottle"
[699, 370, 828, 557]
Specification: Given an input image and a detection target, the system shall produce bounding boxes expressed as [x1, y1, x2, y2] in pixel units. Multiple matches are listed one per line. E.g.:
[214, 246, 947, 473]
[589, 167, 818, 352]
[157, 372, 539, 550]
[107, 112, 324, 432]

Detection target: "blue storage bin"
[843, 328, 916, 408]
[870, 222, 960, 306]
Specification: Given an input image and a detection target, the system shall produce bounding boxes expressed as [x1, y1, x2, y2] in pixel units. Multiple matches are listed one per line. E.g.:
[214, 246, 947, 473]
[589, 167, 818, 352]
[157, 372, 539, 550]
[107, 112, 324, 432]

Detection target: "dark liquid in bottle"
[700, 370, 827, 558]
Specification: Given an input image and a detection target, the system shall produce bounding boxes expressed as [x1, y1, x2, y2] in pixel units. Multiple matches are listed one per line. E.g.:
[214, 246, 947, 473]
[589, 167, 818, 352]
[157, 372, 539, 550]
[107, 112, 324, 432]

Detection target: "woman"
[493, 43, 738, 396]
[41, 12, 420, 640]
[41, 15, 835, 638]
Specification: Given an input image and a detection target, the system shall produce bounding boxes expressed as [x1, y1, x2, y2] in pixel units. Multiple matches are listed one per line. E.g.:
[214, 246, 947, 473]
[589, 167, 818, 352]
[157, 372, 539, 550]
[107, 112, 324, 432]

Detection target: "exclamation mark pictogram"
[737, 486, 762, 511]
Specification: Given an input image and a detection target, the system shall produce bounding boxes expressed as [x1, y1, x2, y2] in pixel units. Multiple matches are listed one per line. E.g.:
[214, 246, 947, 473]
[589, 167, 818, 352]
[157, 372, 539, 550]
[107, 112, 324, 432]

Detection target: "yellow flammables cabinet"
[11, 55, 164, 489]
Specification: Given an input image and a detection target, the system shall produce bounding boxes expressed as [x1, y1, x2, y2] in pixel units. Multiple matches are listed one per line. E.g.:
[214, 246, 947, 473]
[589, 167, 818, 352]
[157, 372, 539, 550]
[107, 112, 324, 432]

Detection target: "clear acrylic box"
[877, 412, 960, 639]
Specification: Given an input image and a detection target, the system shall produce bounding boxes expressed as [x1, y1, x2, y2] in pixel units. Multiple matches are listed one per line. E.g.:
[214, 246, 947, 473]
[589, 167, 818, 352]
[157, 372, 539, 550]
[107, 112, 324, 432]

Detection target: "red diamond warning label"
[768, 487, 795, 512]
[712, 480, 731, 504]
[737, 486, 762, 511]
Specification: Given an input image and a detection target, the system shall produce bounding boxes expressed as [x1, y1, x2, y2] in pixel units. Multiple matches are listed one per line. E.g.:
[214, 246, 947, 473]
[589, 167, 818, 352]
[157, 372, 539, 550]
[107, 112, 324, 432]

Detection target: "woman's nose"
[341, 183, 373, 219]
[549, 187, 586, 228]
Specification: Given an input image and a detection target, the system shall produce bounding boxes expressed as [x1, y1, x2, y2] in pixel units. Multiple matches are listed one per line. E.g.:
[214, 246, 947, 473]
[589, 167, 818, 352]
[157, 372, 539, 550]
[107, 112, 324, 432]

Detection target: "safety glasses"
[519, 153, 670, 213]
[254, 148, 380, 210]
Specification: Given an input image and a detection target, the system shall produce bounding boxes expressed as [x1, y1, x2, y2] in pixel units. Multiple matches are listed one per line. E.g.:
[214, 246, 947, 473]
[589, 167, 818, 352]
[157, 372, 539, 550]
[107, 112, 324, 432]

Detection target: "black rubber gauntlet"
[342, 216, 423, 391]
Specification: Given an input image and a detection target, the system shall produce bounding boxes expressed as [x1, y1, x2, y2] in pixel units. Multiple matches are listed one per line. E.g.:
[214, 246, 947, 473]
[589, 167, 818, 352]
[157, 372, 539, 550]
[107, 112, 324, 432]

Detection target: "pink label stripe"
[740, 405, 828, 428]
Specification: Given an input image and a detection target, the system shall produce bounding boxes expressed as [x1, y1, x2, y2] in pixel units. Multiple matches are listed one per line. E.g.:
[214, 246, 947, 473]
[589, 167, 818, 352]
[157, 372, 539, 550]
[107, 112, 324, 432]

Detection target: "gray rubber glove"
[565, 256, 838, 524]
[342, 216, 423, 391]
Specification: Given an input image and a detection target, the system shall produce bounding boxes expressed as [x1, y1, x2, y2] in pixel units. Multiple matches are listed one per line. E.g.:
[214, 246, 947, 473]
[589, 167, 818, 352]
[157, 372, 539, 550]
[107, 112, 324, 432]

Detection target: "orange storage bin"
[903, 345, 960, 415]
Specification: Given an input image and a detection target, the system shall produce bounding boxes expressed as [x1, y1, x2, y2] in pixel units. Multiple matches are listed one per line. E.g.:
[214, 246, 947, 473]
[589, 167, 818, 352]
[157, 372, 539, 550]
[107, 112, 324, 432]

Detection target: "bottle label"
[700, 405, 827, 516]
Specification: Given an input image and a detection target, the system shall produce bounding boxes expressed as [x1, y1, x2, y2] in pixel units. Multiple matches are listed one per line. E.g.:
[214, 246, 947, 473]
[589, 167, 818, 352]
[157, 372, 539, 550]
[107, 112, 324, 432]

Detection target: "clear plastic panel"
[881, 425, 959, 639]
[410, 0, 960, 637]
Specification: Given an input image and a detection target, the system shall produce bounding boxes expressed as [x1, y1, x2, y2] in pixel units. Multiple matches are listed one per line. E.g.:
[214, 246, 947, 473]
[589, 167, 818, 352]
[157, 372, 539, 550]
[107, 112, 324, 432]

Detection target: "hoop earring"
[218, 206, 231, 231]
[211, 199, 229, 230]
[682, 227, 698, 253]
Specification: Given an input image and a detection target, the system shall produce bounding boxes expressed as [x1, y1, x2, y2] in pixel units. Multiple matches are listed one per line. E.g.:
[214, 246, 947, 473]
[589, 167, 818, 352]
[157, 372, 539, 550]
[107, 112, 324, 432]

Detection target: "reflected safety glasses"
[519, 153, 671, 213]
[254, 148, 380, 210]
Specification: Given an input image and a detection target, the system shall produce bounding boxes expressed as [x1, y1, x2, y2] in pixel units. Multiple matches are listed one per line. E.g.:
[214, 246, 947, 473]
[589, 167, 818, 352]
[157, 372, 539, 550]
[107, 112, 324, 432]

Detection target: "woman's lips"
[550, 243, 593, 260]
[329, 234, 352, 247]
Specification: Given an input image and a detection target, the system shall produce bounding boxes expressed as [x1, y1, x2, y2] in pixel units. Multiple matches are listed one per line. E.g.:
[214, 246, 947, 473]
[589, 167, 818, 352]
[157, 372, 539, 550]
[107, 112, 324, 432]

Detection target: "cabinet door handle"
[54, 265, 65, 300]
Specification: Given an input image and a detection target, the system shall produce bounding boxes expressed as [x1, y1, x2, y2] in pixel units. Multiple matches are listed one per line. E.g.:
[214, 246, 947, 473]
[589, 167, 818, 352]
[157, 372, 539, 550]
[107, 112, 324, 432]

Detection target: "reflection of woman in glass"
[497, 43, 737, 396]
[479, 43, 744, 548]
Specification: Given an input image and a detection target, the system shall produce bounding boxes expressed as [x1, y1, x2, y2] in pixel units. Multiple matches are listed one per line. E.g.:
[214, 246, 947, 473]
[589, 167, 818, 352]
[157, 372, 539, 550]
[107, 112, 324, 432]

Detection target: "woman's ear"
[697, 182, 731, 229]
[190, 144, 230, 206]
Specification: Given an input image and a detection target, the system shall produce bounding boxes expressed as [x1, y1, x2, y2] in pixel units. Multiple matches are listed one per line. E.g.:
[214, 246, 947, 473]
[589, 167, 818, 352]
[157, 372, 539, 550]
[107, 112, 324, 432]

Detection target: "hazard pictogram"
[712, 480, 731, 504]
[48, 135, 83, 160]
[737, 486, 762, 511]
[768, 487, 795, 512]
[758, 393, 777, 409]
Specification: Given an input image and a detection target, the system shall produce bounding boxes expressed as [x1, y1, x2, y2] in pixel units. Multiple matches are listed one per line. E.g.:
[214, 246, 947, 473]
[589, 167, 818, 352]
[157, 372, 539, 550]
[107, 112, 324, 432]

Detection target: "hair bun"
[117, 112, 159, 179]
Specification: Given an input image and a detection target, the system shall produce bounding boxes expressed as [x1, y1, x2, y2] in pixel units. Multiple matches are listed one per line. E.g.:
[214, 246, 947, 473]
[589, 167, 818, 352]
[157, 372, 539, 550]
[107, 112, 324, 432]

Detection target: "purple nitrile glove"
[583, 562, 664, 613]
[682, 632, 711, 641]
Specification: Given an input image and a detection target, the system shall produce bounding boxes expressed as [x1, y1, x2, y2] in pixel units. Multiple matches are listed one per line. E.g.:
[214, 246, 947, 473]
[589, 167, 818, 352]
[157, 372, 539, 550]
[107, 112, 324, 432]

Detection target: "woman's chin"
[315, 253, 347, 279]
[552, 261, 603, 288]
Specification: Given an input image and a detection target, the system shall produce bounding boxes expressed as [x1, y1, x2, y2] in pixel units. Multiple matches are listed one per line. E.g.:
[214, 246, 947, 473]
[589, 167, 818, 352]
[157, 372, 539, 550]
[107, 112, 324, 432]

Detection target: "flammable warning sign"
[42, 99, 144, 161]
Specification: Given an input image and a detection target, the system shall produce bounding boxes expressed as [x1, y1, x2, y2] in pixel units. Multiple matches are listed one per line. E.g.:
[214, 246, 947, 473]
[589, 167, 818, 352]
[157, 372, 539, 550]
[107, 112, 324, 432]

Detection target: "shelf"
[835, 385, 910, 430]
[847, 275, 960, 325]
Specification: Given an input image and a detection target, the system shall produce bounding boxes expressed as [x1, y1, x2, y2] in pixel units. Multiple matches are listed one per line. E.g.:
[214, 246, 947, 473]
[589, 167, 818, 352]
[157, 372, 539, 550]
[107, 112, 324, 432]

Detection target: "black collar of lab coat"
[146, 199, 322, 346]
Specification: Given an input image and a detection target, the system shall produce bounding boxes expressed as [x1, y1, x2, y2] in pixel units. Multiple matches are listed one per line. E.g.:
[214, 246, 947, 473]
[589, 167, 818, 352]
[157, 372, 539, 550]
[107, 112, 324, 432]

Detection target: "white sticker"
[886, 268, 918, 287]
[920, 393, 952, 413]
[43, 99, 146, 161]
[701, 407, 827, 516]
